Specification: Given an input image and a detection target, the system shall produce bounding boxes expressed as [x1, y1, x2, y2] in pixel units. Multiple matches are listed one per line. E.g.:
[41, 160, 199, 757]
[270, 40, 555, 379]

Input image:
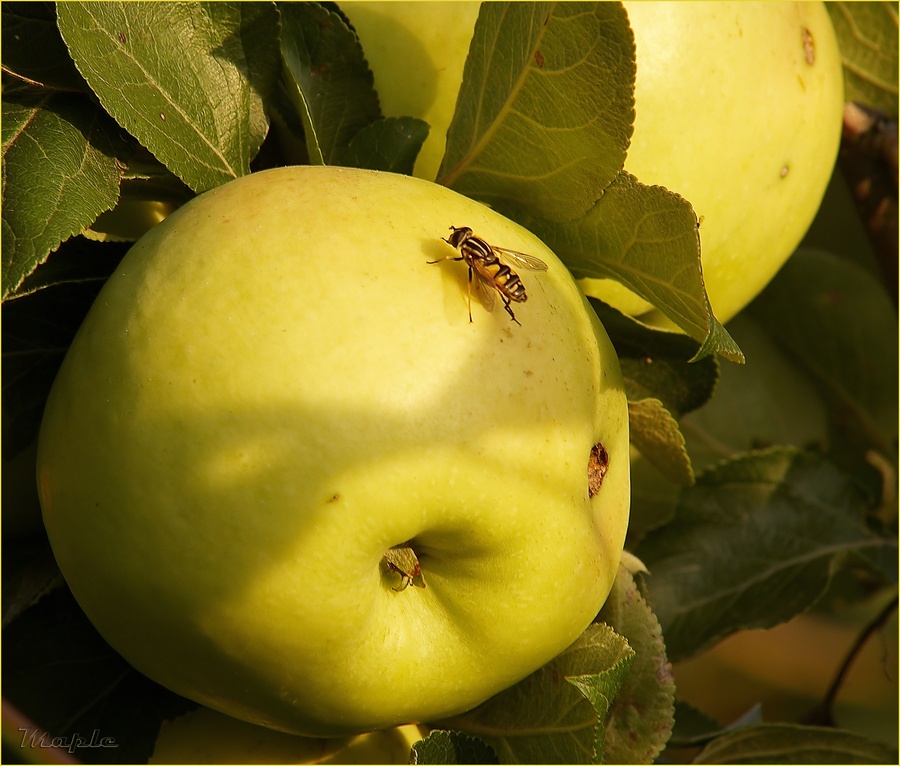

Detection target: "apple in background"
[150, 707, 426, 764]
[37, 166, 630, 736]
[344, 1, 844, 324]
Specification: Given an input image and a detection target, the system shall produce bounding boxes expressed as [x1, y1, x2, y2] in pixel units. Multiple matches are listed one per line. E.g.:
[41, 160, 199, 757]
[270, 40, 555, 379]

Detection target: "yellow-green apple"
[151, 706, 426, 764]
[37, 166, 630, 736]
[345, 1, 844, 323]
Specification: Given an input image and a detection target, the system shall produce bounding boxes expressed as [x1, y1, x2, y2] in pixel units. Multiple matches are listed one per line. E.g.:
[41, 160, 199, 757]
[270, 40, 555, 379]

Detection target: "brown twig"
[803, 594, 898, 726]
[838, 102, 899, 305]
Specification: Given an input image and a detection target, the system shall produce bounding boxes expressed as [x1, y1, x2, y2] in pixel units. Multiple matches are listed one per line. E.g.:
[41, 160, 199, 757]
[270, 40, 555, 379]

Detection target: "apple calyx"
[382, 545, 426, 591]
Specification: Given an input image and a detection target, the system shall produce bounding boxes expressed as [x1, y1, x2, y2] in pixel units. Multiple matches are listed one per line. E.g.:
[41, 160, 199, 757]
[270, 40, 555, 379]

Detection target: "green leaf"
[57, 1, 280, 193]
[339, 117, 430, 175]
[2, 239, 124, 465]
[1, 2, 87, 91]
[589, 298, 720, 415]
[2, 91, 123, 299]
[439, 624, 634, 764]
[627, 398, 694, 486]
[827, 3, 899, 115]
[279, 1, 380, 165]
[526, 173, 742, 362]
[4, 586, 196, 764]
[679, 312, 831, 474]
[635, 447, 897, 662]
[1, 534, 62, 630]
[596, 564, 675, 764]
[278, 2, 429, 173]
[693, 723, 898, 765]
[411, 731, 499, 765]
[439, 2, 635, 222]
[748, 249, 899, 462]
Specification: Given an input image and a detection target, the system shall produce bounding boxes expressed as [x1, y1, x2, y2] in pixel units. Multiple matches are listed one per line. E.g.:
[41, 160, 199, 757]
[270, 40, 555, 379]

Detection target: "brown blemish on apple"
[588, 443, 609, 497]
[801, 27, 816, 65]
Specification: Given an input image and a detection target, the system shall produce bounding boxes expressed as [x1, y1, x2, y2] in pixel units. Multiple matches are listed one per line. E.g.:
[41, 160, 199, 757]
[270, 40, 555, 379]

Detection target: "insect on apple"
[428, 226, 548, 325]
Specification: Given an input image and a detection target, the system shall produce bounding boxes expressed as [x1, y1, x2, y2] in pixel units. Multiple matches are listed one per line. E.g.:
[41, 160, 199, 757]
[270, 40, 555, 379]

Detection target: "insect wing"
[490, 246, 549, 272]
[469, 266, 497, 312]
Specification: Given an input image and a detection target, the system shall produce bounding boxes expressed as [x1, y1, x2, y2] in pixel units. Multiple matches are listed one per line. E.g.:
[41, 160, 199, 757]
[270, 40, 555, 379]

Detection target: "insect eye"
[448, 226, 471, 248]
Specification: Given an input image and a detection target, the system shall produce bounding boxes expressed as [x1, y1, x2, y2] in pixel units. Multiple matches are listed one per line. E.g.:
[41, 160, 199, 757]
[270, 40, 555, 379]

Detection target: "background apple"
[37, 166, 630, 737]
[150, 707, 425, 764]
[344, 1, 844, 323]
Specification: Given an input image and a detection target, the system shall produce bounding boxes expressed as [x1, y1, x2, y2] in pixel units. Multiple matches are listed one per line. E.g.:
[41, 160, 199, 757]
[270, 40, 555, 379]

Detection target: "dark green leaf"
[1, 2, 87, 91]
[439, 2, 635, 222]
[2, 240, 124, 491]
[693, 723, 898, 765]
[279, 1, 380, 165]
[2, 91, 123, 299]
[1, 533, 62, 630]
[439, 624, 634, 764]
[668, 700, 763, 748]
[827, 3, 899, 114]
[636, 447, 897, 662]
[625, 450, 681, 550]
[411, 730, 499, 765]
[680, 313, 831, 474]
[339, 117, 430, 175]
[527, 173, 742, 362]
[278, 3, 429, 173]
[748, 249, 898, 462]
[3, 587, 195, 764]
[596, 564, 675, 764]
[627, 398, 694, 486]
[57, 1, 280, 193]
[589, 298, 720, 415]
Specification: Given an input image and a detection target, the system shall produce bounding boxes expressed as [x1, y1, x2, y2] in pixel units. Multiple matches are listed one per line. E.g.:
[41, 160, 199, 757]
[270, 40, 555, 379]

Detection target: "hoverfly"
[428, 226, 548, 325]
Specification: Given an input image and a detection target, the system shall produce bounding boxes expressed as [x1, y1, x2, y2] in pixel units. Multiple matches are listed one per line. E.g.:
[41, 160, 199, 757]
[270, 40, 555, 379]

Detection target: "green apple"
[151, 706, 425, 764]
[37, 166, 629, 736]
[341, 2, 481, 182]
[345, 1, 844, 323]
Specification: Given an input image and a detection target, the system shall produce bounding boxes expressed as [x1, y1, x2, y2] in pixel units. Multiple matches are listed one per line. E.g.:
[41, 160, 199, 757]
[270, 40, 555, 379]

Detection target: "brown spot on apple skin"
[588, 443, 609, 497]
[801, 27, 816, 65]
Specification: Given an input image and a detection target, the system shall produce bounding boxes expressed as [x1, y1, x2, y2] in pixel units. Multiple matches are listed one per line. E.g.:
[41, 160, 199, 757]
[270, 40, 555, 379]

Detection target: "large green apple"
[37, 166, 629, 736]
[344, 1, 844, 323]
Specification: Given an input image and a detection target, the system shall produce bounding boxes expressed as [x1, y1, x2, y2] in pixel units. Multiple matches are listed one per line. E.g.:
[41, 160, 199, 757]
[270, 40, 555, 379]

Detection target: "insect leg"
[502, 295, 521, 325]
[467, 265, 475, 323]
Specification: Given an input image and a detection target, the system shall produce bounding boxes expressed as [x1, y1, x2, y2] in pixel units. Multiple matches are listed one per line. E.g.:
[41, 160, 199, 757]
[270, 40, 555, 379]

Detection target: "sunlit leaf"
[439, 625, 633, 764]
[439, 2, 634, 222]
[627, 398, 694, 487]
[527, 174, 742, 362]
[2, 91, 123, 299]
[596, 565, 675, 764]
[57, 2, 280, 193]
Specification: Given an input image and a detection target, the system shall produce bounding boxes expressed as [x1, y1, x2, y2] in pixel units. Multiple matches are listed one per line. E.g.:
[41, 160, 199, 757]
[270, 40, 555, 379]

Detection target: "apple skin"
[150, 707, 425, 764]
[37, 166, 629, 736]
[345, 2, 844, 323]
[341, 2, 481, 182]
